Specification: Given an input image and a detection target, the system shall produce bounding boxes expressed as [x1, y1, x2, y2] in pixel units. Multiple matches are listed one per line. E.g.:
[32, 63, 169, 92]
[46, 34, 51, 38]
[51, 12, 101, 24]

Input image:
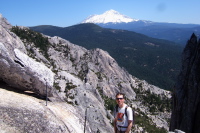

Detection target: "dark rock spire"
[170, 33, 200, 133]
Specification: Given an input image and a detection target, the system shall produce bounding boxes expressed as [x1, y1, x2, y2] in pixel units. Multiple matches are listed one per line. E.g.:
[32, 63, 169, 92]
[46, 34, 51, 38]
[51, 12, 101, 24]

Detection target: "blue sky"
[1, 0, 200, 27]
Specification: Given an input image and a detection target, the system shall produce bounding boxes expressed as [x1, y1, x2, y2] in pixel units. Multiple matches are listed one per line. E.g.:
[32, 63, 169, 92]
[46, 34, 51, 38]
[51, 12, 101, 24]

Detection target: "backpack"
[115, 104, 135, 122]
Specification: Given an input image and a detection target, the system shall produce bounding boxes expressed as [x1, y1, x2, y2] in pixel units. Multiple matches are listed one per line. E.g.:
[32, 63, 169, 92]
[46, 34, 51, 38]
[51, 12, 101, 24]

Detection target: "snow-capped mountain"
[81, 9, 138, 24]
[81, 9, 200, 45]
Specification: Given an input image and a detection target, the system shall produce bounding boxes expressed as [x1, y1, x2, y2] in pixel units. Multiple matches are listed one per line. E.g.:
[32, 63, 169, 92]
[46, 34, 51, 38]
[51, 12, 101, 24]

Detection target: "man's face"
[116, 94, 125, 107]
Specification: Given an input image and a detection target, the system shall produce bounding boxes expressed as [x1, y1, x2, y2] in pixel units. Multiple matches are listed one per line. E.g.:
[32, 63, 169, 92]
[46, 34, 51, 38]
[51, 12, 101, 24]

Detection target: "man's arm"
[113, 118, 117, 133]
[125, 120, 133, 133]
[126, 107, 134, 133]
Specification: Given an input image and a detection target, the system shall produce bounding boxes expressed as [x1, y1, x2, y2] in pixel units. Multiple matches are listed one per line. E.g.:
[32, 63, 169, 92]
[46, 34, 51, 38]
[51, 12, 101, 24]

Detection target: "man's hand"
[125, 120, 133, 133]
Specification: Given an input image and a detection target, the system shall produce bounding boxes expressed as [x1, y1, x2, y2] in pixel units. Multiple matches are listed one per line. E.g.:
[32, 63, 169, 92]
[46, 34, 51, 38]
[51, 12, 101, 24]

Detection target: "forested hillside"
[30, 24, 184, 90]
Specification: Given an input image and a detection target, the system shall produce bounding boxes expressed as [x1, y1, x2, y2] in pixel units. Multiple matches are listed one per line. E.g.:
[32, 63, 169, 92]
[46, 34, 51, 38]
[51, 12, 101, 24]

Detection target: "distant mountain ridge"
[81, 10, 200, 45]
[30, 23, 184, 90]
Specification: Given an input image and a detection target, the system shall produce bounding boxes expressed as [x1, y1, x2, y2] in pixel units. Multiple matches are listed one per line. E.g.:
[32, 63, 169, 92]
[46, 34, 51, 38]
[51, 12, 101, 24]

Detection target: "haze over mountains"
[81, 10, 200, 45]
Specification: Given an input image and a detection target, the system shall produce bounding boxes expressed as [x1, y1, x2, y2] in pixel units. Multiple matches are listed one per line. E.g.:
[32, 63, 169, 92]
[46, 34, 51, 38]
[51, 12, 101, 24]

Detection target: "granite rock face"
[0, 14, 12, 29]
[0, 86, 70, 133]
[170, 33, 200, 133]
[0, 16, 54, 96]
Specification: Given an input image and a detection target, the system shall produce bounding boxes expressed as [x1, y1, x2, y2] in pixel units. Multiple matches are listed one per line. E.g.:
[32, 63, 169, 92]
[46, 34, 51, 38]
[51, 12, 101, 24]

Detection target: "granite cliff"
[170, 34, 200, 133]
[0, 14, 171, 133]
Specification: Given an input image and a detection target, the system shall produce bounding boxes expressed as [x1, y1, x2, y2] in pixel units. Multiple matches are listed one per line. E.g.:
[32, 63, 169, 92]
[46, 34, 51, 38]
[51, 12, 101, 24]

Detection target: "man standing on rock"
[114, 93, 133, 133]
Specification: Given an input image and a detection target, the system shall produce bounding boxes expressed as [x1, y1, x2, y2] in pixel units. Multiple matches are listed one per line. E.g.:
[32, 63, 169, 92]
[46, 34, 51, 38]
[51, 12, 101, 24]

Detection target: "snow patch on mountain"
[82, 9, 138, 24]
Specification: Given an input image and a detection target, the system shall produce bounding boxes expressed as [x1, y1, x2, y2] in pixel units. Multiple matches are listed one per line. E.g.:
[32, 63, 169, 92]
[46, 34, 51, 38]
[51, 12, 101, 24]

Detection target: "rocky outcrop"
[0, 83, 84, 133]
[0, 16, 54, 96]
[170, 33, 200, 133]
[0, 14, 12, 29]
